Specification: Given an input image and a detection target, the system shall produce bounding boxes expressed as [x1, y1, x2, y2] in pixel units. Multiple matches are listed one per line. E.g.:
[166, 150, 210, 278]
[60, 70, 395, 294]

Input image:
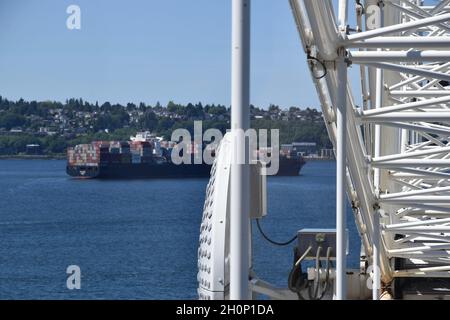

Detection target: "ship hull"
[67, 158, 305, 179]
[276, 157, 306, 176]
[67, 163, 212, 179]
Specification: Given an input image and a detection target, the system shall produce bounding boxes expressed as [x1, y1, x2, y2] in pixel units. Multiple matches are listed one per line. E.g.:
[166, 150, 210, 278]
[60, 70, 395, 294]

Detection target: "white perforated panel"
[197, 133, 232, 300]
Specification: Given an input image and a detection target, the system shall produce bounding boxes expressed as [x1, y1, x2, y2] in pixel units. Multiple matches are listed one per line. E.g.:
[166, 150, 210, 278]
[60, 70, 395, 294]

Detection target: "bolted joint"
[337, 47, 352, 67]
[351, 199, 360, 210]
[306, 54, 328, 80]
[373, 202, 381, 211]
[337, 46, 347, 57]
[374, 187, 382, 199]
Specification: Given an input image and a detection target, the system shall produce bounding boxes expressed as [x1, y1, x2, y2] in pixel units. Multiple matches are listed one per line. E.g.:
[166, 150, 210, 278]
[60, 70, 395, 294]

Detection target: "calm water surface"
[0, 159, 359, 299]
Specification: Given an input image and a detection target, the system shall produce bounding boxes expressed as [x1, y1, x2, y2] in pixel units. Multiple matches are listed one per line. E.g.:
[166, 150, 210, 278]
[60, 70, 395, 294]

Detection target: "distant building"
[26, 144, 42, 155]
[280, 144, 293, 156]
[292, 142, 318, 156]
[280, 142, 318, 157]
[9, 128, 23, 134]
[320, 148, 334, 159]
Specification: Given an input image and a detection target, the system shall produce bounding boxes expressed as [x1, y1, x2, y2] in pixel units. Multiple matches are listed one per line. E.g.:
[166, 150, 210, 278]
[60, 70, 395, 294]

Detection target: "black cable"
[288, 266, 308, 300]
[307, 54, 327, 80]
[355, 0, 364, 13]
[295, 275, 309, 300]
[288, 248, 310, 300]
[288, 261, 306, 299]
[256, 219, 297, 246]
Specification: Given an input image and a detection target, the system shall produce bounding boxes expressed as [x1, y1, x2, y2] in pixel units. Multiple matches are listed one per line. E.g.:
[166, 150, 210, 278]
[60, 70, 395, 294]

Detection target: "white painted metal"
[345, 12, 450, 42]
[197, 135, 233, 300]
[346, 36, 450, 49]
[361, 96, 450, 116]
[290, 0, 450, 296]
[197, 134, 267, 300]
[389, 90, 450, 97]
[372, 2, 384, 299]
[200, 0, 450, 301]
[349, 51, 450, 63]
[230, 0, 251, 300]
[335, 54, 348, 300]
[372, 209, 381, 300]
[360, 63, 450, 83]
[334, 0, 349, 300]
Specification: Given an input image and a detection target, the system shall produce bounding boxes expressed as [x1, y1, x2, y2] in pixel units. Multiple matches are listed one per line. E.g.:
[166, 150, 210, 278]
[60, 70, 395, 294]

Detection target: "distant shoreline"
[0, 155, 335, 161]
[0, 154, 66, 160]
[304, 157, 335, 161]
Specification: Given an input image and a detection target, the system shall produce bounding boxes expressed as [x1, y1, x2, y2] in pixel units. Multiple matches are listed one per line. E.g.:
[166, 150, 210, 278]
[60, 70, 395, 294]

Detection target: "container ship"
[66, 132, 305, 179]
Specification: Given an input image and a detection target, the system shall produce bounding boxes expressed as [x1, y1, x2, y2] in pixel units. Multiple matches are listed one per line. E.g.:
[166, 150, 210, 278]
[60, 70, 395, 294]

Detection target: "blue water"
[0, 159, 359, 299]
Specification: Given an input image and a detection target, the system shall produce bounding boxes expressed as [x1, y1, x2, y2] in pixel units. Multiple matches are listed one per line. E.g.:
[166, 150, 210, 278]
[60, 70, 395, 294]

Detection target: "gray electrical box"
[250, 162, 267, 218]
[297, 228, 348, 260]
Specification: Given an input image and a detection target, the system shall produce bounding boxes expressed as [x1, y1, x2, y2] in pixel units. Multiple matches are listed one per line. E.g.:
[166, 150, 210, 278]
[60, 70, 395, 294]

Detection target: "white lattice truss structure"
[290, 0, 450, 286]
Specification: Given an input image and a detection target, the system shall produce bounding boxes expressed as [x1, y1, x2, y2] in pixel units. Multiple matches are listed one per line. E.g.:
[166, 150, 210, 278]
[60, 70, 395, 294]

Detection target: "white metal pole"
[372, 209, 381, 299]
[362, 95, 450, 116]
[230, 0, 251, 300]
[372, 2, 383, 299]
[346, 12, 450, 42]
[336, 55, 348, 300]
[335, 0, 348, 301]
[346, 36, 450, 49]
[338, 0, 348, 33]
[363, 63, 450, 83]
[349, 51, 450, 63]
[374, 71, 382, 189]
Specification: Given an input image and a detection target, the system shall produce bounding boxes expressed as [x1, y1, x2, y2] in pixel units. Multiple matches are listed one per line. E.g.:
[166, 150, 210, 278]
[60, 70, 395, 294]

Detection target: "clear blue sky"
[0, 0, 326, 109]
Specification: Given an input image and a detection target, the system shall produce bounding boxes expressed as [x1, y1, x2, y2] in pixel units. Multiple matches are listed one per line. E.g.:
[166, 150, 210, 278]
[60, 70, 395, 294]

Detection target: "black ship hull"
[66, 158, 305, 179]
[67, 162, 212, 179]
[276, 157, 305, 176]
